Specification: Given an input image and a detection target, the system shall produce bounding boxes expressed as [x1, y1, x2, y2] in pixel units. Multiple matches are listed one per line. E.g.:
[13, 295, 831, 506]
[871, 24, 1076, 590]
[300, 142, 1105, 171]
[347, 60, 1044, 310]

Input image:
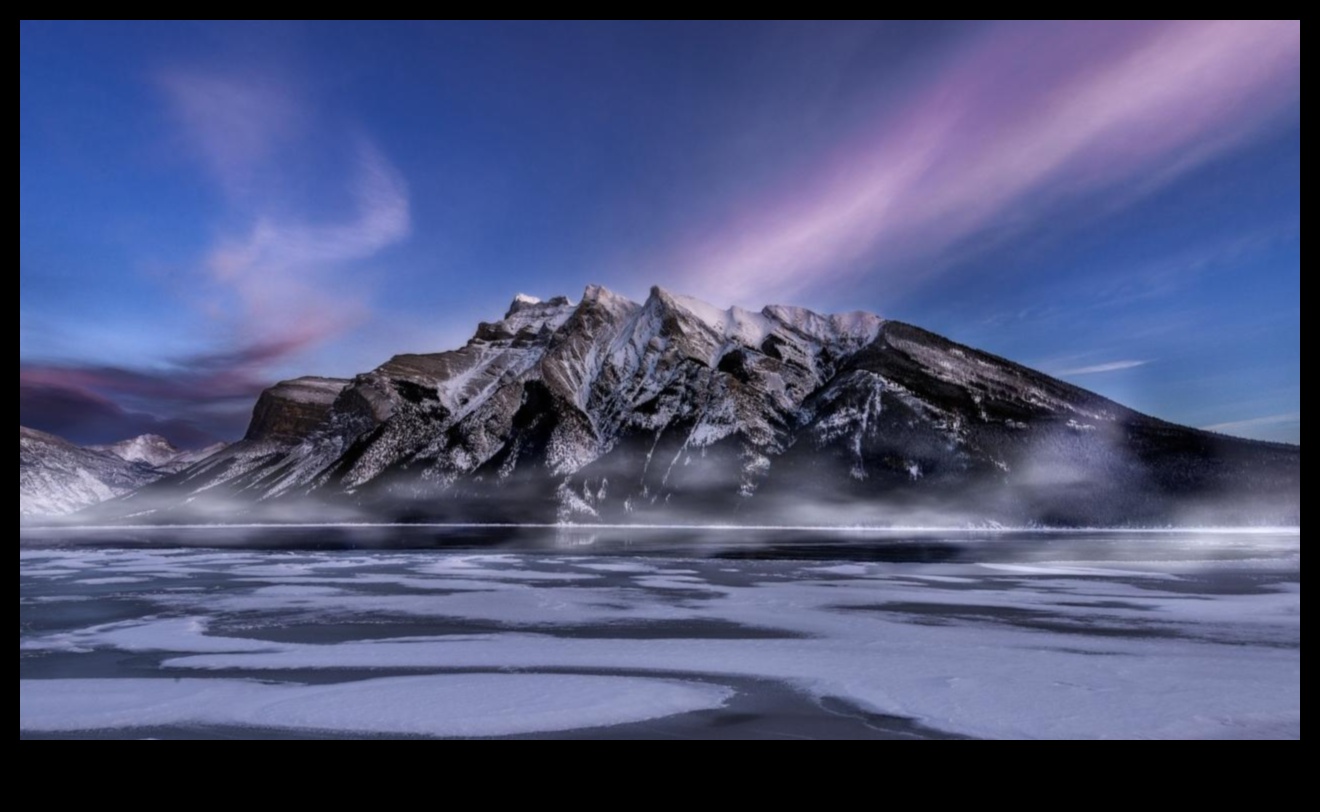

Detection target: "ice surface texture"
[19, 534, 1301, 739]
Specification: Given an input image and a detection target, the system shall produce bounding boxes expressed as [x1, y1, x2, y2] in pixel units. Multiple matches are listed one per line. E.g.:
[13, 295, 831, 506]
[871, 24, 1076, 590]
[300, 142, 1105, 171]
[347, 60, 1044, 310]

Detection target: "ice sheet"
[20, 675, 732, 736]
[19, 542, 1301, 739]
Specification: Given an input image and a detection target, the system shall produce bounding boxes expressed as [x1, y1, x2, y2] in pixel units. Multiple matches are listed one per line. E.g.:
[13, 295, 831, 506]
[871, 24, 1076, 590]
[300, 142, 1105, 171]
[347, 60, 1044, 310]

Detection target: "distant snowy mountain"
[21, 428, 226, 517]
[77, 286, 1299, 526]
[91, 434, 227, 473]
[21, 428, 158, 516]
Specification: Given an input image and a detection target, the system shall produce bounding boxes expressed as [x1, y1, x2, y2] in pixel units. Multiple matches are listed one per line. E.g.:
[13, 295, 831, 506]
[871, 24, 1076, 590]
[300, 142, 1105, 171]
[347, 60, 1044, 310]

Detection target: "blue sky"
[20, 21, 1300, 446]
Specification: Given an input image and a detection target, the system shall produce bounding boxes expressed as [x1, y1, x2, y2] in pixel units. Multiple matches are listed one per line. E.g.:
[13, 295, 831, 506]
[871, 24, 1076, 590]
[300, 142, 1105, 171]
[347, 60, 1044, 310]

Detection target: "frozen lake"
[20, 528, 1300, 739]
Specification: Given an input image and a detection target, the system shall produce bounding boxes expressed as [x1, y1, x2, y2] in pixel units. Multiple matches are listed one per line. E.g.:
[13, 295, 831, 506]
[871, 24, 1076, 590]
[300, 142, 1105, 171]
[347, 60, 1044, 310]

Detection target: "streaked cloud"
[679, 20, 1300, 304]
[1058, 360, 1148, 376]
[163, 67, 411, 369]
[20, 380, 228, 447]
[19, 349, 272, 446]
[205, 138, 411, 352]
[20, 66, 412, 444]
[160, 68, 411, 363]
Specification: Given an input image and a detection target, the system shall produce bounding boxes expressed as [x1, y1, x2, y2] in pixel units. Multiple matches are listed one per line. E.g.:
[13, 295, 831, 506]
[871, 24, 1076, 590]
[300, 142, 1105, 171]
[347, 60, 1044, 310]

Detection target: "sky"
[20, 20, 1300, 447]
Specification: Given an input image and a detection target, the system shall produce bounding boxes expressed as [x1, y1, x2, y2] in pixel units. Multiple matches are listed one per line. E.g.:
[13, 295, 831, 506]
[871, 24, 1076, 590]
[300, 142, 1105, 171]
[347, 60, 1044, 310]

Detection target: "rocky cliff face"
[81, 287, 1300, 526]
[243, 377, 349, 442]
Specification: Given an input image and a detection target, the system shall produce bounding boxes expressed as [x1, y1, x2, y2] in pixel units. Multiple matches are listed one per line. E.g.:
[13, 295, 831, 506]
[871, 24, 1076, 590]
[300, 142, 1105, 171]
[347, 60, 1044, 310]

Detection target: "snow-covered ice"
[19, 531, 1301, 739]
[20, 675, 731, 736]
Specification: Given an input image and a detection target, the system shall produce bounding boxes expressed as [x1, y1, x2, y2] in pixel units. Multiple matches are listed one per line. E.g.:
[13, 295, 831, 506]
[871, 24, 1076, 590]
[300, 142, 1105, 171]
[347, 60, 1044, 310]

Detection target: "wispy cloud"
[1201, 412, 1300, 435]
[205, 137, 411, 350]
[160, 68, 411, 371]
[1058, 359, 1148, 376]
[158, 70, 303, 198]
[20, 68, 413, 445]
[679, 20, 1300, 304]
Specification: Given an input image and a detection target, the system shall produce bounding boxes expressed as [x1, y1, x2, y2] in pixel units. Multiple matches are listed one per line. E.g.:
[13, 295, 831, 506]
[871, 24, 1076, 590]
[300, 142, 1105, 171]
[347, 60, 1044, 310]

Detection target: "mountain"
[21, 428, 227, 517]
[244, 377, 351, 443]
[91, 434, 227, 473]
[82, 286, 1299, 526]
[21, 428, 161, 517]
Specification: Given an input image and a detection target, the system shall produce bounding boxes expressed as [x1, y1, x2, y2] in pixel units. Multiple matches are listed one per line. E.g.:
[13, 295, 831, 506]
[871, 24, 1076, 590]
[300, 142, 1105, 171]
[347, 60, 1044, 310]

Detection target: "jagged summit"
[66, 286, 1297, 527]
[91, 433, 227, 473]
[91, 433, 178, 468]
[504, 292, 571, 320]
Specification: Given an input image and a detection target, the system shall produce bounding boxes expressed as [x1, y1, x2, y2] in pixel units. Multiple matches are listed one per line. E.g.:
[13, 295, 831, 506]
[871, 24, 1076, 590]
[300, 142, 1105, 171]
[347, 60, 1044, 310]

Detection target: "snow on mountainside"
[20, 428, 158, 516]
[91, 434, 227, 473]
[23, 429, 229, 516]
[78, 286, 1300, 527]
[91, 434, 180, 468]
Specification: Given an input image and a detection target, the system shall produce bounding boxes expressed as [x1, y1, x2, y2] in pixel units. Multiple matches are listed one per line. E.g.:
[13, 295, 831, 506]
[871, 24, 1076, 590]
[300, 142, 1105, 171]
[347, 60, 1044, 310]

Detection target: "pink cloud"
[158, 68, 411, 377]
[43, 67, 420, 443]
[206, 138, 411, 349]
[678, 20, 1300, 305]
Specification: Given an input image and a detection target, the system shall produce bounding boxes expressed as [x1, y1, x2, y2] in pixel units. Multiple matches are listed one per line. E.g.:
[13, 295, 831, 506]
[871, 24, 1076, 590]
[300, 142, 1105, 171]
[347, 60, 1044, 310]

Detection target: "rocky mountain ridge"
[51, 286, 1301, 525]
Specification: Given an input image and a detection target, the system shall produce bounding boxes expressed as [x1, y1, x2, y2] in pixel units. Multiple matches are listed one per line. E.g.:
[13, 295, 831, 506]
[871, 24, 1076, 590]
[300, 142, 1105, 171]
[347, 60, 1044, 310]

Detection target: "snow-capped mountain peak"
[22, 428, 159, 516]
[92, 433, 179, 468]
[66, 286, 1298, 527]
[22, 428, 231, 517]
